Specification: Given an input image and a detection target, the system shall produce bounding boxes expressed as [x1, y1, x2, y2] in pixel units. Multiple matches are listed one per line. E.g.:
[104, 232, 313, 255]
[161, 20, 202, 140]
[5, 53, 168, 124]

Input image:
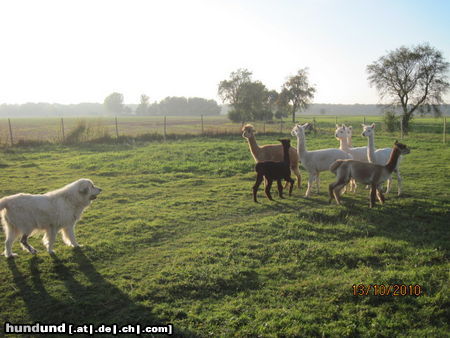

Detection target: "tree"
[104, 92, 124, 115]
[218, 69, 274, 122]
[281, 68, 316, 123]
[218, 69, 253, 122]
[367, 43, 449, 133]
[135, 94, 150, 115]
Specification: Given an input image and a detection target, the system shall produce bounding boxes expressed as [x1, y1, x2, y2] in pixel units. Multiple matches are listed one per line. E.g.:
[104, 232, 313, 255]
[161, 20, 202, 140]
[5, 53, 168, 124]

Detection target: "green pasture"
[0, 125, 448, 336]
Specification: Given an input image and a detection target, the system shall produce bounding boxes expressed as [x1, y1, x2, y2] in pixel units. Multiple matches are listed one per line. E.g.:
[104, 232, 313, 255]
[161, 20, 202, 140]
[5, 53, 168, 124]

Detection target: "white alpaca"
[291, 123, 352, 197]
[361, 123, 404, 195]
[346, 125, 354, 147]
[334, 124, 367, 161]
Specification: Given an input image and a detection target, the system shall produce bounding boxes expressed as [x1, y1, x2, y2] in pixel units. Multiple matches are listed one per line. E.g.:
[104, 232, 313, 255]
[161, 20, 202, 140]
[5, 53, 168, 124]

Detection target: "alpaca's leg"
[351, 179, 357, 192]
[305, 173, 316, 197]
[277, 179, 284, 198]
[385, 176, 392, 194]
[288, 177, 294, 196]
[376, 186, 385, 204]
[370, 184, 377, 208]
[253, 174, 264, 203]
[293, 167, 302, 190]
[264, 179, 274, 200]
[20, 234, 37, 254]
[396, 168, 402, 196]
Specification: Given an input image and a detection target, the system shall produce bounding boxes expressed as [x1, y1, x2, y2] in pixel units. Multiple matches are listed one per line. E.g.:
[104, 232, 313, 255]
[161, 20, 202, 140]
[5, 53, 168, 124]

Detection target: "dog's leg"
[3, 225, 18, 258]
[61, 227, 79, 247]
[20, 234, 37, 254]
[45, 228, 57, 254]
[4, 237, 17, 258]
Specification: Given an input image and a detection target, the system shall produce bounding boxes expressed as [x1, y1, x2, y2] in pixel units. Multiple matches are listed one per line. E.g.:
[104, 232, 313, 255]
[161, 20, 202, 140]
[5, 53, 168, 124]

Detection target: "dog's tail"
[329, 160, 344, 175]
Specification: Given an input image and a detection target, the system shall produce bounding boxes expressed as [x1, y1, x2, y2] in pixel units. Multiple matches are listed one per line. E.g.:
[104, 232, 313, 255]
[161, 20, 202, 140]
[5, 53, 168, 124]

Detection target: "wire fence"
[0, 115, 447, 146]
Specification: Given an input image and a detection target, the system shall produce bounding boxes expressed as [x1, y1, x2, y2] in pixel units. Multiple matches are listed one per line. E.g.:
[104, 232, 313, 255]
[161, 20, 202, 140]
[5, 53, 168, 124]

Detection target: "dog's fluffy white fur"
[0, 179, 101, 258]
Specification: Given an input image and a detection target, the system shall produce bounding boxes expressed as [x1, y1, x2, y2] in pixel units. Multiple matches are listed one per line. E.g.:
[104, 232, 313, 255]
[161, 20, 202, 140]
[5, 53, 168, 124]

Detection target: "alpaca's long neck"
[283, 142, 290, 164]
[347, 135, 353, 147]
[296, 133, 308, 159]
[339, 136, 350, 151]
[367, 134, 376, 163]
[247, 135, 261, 160]
[385, 147, 401, 172]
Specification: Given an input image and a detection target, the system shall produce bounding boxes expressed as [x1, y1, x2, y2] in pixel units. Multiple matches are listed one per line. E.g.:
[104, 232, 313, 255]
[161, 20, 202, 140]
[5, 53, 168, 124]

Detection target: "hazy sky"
[1, 0, 449, 104]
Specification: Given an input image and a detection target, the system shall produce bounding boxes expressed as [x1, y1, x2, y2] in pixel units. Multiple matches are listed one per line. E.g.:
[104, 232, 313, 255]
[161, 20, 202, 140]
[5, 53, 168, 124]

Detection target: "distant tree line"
[0, 95, 221, 117]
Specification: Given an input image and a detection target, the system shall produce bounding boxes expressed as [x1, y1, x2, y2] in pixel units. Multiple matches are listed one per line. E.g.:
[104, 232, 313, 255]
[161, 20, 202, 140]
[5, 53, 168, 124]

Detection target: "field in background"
[0, 115, 447, 145]
[0, 122, 448, 336]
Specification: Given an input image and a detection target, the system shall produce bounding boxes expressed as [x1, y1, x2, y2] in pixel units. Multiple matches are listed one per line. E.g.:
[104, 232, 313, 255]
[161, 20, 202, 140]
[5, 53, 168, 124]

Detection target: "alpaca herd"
[245, 122, 410, 208]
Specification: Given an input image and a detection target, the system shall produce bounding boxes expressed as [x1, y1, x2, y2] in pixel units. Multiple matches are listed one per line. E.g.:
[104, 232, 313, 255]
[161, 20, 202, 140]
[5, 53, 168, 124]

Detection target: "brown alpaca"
[242, 124, 301, 189]
[253, 139, 295, 202]
[329, 141, 410, 208]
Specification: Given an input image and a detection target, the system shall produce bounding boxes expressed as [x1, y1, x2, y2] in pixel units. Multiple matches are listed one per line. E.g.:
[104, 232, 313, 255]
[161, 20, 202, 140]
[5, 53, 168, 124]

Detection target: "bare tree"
[367, 43, 449, 132]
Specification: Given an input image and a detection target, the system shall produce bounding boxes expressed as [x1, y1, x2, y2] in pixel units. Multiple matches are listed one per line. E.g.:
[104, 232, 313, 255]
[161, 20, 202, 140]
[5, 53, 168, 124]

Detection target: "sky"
[0, 0, 449, 105]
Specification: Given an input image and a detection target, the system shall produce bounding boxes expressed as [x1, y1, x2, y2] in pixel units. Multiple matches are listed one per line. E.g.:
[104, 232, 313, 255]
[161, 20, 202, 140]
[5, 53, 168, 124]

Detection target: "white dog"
[0, 179, 101, 258]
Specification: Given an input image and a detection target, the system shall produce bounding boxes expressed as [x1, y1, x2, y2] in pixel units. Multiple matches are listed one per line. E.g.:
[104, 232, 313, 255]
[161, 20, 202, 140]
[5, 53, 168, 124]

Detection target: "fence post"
[163, 116, 167, 141]
[61, 118, 65, 142]
[115, 116, 119, 138]
[444, 116, 447, 144]
[8, 118, 13, 146]
[201, 114, 204, 135]
[400, 118, 403, 140]
[363, 116, 366, 125]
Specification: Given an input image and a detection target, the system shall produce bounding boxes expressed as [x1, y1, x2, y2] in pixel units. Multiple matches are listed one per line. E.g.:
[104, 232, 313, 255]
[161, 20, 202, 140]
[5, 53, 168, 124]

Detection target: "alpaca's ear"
[336, 124, 339, 128]
[342, 124, 346, 127]
[371, 123, 376, 128]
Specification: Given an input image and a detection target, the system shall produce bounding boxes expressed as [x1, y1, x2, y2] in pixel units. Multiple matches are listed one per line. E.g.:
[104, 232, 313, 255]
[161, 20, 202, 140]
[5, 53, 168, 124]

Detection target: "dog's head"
[76, 179, 102, 201]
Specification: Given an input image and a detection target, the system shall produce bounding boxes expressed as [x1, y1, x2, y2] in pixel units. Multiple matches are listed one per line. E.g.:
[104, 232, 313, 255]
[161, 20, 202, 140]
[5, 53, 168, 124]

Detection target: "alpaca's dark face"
[394, 142, 410, 155]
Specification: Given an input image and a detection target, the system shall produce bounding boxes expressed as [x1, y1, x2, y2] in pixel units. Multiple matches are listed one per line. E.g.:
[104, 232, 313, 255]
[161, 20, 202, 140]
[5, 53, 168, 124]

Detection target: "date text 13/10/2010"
[352, 284, 423, 296]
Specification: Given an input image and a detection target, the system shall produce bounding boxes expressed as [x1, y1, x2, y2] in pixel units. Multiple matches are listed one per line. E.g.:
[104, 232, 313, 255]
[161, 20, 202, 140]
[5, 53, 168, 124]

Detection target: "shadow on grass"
[7, 249, 195, 336]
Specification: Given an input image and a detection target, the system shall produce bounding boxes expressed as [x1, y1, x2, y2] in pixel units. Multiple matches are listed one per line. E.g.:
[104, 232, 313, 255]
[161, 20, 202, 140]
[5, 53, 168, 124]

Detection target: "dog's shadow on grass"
[7, 249, 195, 336]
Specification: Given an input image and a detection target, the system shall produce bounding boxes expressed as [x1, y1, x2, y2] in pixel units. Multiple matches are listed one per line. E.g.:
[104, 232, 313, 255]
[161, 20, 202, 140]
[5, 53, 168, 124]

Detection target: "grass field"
[0, 122, 449, 336]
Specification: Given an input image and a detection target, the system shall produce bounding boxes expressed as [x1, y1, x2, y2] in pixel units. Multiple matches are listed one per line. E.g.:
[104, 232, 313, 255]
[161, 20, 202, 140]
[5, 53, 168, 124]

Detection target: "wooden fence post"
[61, 118, 65, 142]
[335, 116, 338, 125]
[363, 116, 366, 125]
[444, 116, 447, 144]
[163, 116, 167, 141]
[8, 118, 13, 146]
[400, 118, 403, 140]
[115, 116, 119, 138]
[201, 114, 204, 135]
